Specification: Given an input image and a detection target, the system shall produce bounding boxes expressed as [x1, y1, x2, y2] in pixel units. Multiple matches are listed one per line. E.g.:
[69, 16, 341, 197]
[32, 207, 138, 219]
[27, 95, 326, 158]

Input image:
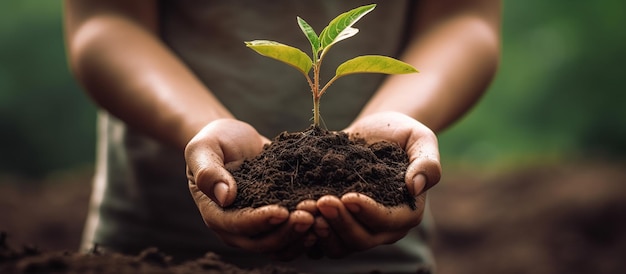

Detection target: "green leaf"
[297, 17, 320, 59]
[319, 4, 376, 54]
[335, 55, 418, 78]
[245, 40, 313, 75]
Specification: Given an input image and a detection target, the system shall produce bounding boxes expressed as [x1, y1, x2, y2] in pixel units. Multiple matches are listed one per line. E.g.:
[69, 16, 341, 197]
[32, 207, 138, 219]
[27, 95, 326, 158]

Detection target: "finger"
[312, 215, 349, 258]
[188, 184, 290, 235]
[306, 216, 332, 259]
[341, 192, 423, 232]
[317, 195, 375, 251]
[318, 195, 415, 250]
[191, 164, 237, 207]
[269, 210, 317, 260]
[289, 209, 316, 234]
[222, 209, 314, 253]
[189, 188, 211, 228]
[296, 199, 319, 215]
[313, 215, 331, 239]
[185, 119, 267, 206]
[218, 205, 291, 236]
[198, 119, 266, 163]
[185, 136, 237, 207]
[404, 129, 442, 195]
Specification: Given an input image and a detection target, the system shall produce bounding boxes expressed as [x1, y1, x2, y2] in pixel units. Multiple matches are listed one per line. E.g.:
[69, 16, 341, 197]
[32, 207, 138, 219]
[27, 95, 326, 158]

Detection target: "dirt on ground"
[1, 160, 625, 273]
[429, 160, 626, 274]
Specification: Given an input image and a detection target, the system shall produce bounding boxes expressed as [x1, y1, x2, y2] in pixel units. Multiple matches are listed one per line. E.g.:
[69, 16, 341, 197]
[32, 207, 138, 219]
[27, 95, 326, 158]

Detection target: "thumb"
[404, 132, 442, 196]
[185, 128, 238, 208]
[186, 158, 237, 207]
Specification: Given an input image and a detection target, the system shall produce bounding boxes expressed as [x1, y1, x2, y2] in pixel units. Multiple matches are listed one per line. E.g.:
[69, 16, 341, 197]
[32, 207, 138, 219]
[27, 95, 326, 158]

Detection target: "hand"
[345, 112, 442, 196]
[309, 111, 441, 258]
[185, 119, 315, 259]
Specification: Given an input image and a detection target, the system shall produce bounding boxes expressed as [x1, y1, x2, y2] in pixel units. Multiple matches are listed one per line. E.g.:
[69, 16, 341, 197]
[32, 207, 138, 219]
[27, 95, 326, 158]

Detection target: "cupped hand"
[185, 119, 315, 259]
[311, 111, 442, 258]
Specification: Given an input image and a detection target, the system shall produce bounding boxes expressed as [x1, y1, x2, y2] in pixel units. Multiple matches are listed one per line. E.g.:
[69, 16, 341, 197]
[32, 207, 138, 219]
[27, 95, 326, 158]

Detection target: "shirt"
[81, 1, 435, 273]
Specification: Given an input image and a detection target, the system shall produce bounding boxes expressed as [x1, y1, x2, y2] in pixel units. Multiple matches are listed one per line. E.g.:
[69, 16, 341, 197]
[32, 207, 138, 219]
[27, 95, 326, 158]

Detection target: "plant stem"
[313, 95, 321, 127]
[318, 75, 339, 97]
[312, 60, 322, 127]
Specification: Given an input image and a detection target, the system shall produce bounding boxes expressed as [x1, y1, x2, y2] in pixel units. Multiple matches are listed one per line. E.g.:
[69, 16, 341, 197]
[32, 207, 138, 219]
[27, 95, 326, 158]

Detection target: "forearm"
[357, 0, 501, 134]
[65, 1, 233, 150]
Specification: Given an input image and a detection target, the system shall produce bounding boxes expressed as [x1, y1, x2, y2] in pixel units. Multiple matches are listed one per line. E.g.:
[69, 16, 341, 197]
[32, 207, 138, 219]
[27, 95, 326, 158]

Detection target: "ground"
[1, 160, 625, 273]
[429, 160, 626, 274]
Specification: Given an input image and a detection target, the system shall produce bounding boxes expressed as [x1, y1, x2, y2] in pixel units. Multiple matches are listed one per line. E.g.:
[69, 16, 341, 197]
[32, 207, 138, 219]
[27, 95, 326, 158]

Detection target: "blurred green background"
[1, 0, 624, 179]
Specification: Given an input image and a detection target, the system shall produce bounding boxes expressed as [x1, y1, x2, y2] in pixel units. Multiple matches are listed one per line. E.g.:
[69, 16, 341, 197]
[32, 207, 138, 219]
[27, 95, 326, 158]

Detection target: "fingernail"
[213, 182, 229, 206]
[412, 174, 426, 196]
[345, 203, 360, 213]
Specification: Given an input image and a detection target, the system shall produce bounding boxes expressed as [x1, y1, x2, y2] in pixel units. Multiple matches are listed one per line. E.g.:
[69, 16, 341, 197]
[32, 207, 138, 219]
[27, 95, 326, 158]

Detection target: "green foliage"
[245, 40, 313, 75]
[2, 0, 625, 179]
[297, 17, 320, 61]
[246, 4, 417, 126]
[335, 55, 418, 78]
[439, 0, 626, 166]
[0, 0, 96, 179]
[317, 4, 375, 58]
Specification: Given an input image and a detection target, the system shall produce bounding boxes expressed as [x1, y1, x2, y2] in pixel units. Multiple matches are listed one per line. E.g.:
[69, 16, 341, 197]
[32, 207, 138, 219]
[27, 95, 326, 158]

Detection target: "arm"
[359, 0, 501, 133]
[64, 0, 232, 150]
[315, 0, 501, 258]
[64, 0, 314, 258]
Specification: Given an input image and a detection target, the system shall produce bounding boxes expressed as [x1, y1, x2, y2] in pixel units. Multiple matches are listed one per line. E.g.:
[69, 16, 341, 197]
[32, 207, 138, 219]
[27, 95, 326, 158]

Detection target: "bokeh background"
[2, 1, 625, 179]
[1, 1, 625, 274]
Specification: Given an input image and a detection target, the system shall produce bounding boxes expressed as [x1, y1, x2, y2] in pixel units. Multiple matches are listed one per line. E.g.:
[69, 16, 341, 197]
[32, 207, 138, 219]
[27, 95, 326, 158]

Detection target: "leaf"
[245, 40, 313, 75]
[297, 17, 320, 58]
[319, 4, 376, 54]
[335, 55, 418, 78]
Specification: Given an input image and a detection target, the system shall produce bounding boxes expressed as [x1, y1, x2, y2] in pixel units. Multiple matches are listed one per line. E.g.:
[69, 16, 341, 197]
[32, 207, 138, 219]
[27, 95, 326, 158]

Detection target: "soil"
[0, 235, 298, 274]
[1, 160, 626, 273]
[428, 160, 626, 274]
[228, 126, 415, 211]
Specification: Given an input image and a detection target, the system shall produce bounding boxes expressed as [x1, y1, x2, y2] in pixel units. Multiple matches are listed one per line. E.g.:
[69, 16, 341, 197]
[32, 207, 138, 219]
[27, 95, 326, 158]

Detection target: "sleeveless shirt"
[81, 1, 435, 273]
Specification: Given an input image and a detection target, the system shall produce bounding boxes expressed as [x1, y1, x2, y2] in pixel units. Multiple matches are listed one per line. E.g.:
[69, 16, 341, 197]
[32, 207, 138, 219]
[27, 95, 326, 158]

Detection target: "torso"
[82, 1, 435, 273]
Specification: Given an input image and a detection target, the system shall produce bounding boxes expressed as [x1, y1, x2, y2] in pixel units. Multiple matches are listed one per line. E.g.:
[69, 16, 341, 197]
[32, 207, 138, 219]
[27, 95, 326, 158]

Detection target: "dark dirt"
[1, 160, 626, 273]
[429, 160, 626, 274]
[228, 126, 415, 211]
[0, 233, 298, 274]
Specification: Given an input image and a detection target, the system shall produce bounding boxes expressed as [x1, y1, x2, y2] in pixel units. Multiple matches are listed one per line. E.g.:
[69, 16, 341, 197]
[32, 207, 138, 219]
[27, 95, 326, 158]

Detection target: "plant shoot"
[245, 4, 418, 126]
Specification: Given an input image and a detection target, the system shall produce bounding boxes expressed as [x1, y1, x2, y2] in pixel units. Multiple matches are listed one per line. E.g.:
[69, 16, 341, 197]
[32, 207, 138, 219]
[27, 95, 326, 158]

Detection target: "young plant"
[245, 4, 418, 127]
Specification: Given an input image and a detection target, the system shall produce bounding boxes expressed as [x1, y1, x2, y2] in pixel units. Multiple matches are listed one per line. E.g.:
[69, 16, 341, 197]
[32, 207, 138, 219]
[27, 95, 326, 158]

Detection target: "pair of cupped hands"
[185, 112, 441, 260]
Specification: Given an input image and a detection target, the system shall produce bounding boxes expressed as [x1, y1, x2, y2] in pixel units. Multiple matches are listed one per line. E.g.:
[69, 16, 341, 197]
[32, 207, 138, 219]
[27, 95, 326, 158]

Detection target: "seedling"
[245, 4, 418, 127]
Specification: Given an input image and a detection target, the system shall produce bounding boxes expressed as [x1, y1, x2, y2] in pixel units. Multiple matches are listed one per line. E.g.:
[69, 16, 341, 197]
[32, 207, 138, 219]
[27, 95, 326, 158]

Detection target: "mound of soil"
[0, 232, 298, 274]
[228, 126, 415, 211]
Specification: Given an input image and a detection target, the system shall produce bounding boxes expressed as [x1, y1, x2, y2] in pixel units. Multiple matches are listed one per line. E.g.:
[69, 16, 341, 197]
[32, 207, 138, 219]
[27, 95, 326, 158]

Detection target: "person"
[64, 0, 500, 273]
